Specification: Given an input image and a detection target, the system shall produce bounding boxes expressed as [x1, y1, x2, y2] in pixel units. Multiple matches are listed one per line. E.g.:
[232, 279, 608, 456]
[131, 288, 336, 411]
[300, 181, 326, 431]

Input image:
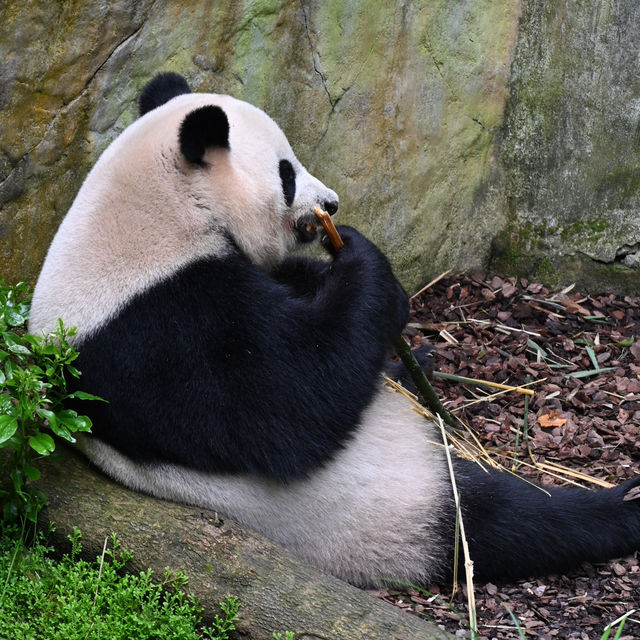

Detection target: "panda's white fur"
[30, 73, 640, 587]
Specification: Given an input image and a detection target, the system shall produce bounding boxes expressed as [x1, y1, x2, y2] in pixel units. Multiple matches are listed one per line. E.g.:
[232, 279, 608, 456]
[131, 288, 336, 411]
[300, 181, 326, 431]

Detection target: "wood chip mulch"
[374, 274, 640, 639]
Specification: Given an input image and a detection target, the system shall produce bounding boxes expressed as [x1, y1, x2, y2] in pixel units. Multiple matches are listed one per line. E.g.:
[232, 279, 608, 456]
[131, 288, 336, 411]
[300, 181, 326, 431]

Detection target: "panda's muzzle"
[293, 200, 338, 244]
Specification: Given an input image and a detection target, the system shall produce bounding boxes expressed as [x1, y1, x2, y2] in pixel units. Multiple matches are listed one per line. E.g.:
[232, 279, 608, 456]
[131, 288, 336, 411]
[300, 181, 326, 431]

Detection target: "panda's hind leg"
[452, 459, 640, 581]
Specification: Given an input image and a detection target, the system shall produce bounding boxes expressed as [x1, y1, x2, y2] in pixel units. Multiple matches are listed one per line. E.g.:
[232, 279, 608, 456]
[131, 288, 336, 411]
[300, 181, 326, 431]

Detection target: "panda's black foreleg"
[270, 256, 329, 298]
[450, 458, 640, 581]
[384, 345, 434, 391]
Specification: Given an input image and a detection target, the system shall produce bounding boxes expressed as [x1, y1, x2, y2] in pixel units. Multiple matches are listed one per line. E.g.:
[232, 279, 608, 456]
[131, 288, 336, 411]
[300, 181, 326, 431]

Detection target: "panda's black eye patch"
[279, 159, 296, 207]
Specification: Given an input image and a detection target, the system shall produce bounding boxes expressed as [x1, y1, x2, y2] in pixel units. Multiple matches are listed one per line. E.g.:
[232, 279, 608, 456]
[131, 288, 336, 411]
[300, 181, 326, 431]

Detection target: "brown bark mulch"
[376, 274, 640, 639]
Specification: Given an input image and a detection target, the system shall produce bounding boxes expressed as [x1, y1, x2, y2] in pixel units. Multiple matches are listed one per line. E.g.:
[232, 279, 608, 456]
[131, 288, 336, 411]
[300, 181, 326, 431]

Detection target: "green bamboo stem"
[392, 335, 457, 430]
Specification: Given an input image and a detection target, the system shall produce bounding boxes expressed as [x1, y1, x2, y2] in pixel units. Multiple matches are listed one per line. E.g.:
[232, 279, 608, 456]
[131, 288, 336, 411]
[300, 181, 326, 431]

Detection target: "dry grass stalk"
[467, 318, 542, 338]
[384, 379, 612, 490]
[456, 378, 546, 411]
[410, 269, 453, 300]
[436, 414, 477, 636]
[530, 460, 614, 489]
[433, 371, 536, 396]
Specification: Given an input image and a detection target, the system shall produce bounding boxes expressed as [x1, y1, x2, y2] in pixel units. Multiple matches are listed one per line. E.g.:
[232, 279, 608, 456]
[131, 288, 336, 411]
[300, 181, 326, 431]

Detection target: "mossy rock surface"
[500, 0, 640, 291]
[0, 0, 519, 293]
[2, 0, 640, 293]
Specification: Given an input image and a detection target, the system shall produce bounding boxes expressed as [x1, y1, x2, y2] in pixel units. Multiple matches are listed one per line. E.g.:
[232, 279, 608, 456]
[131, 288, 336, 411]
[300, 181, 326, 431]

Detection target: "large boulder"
[0, 0, 519, 292]
[494, 0, 640, 291]
[2, 0, 639, 292]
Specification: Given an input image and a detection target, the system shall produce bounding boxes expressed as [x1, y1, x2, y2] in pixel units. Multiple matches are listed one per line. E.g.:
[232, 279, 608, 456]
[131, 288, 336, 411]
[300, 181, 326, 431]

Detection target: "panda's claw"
[623, 483, 640, 502]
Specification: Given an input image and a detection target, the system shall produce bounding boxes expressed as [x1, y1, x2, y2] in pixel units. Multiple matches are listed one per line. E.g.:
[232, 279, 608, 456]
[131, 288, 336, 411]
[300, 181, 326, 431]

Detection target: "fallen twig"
[433, 371, 535, 396]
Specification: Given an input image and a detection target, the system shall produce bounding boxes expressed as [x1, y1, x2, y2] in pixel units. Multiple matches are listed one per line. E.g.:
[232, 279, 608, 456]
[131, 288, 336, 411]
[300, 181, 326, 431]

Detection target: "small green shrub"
[0, 526, 239, 640]
[0, 280, 103, 523]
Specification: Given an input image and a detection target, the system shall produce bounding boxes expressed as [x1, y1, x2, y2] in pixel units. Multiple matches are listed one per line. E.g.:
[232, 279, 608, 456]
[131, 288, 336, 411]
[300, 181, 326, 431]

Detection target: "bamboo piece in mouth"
[314, 205, 344, 249]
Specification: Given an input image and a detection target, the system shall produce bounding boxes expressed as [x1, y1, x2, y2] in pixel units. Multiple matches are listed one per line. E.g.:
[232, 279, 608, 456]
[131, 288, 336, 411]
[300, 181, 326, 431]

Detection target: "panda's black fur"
[74, 231, 408, 480]
[29, 73, 640, 586]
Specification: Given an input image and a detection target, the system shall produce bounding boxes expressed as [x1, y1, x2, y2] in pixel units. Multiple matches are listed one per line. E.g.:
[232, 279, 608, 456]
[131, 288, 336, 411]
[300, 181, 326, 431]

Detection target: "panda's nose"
[324, 200, 338, 216]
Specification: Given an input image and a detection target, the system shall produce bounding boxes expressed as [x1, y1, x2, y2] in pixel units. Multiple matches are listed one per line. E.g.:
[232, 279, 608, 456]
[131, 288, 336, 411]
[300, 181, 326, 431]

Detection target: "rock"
[495, 0, 640, 291]
[0, 0, 519, 293]
[2, 0, 639, 293]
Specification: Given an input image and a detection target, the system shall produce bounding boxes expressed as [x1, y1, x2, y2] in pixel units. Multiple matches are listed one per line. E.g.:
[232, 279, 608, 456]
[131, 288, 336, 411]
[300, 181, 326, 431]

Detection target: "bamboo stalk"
[392, 335, 458, 429]
[314, 206, 343, 248]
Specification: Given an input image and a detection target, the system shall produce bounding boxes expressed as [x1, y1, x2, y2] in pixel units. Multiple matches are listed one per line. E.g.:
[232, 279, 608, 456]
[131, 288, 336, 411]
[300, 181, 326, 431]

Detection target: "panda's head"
[130, 72, 338, 267]
[29, 73, 341, 339]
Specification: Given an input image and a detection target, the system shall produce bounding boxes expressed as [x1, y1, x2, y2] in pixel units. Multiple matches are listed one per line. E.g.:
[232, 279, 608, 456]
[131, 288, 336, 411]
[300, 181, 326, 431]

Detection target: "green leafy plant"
[0, 525, 240, 639]
[0, 280, 102, 523]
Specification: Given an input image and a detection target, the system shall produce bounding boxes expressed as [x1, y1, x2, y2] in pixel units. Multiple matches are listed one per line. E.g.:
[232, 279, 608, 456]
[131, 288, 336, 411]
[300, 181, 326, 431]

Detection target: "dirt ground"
[377, 274, 640, 640]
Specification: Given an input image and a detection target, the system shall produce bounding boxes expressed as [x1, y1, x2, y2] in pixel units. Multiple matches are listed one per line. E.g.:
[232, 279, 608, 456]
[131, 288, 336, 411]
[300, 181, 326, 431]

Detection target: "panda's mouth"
[293, 219, 319, 243]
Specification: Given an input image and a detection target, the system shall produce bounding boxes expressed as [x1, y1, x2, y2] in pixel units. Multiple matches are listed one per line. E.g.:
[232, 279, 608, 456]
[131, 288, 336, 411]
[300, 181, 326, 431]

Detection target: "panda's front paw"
[321, 225, 367, 257]
[326, 226, 408, 331]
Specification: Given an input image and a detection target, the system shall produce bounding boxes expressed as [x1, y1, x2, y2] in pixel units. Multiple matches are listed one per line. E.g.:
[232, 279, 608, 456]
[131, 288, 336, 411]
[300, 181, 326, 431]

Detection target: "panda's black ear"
[179, 105, 230, 166]
[139, 73, 191, 116]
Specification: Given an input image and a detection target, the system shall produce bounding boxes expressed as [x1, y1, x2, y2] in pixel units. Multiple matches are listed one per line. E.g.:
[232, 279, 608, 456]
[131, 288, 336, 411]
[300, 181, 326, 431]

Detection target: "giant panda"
[29, 72, 640, 587]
